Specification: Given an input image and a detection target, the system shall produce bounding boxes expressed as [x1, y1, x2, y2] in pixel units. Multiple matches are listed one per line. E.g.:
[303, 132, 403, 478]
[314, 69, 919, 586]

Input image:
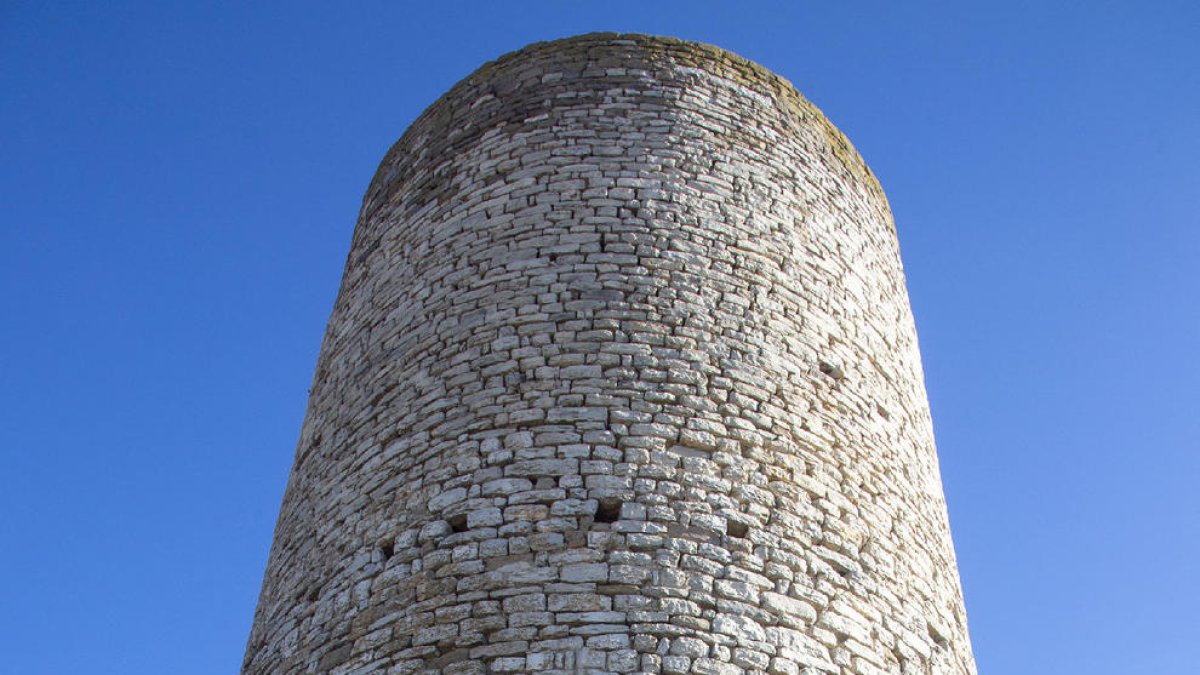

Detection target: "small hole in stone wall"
[378, 538, 395, 560]
[927, 622, 949, 649]
[818, 360, 844, 380]
[307, 587, 320, 602]
[594, 498, 622, 523]
[727, 520, 749, 538]
[447, 513, 469, 533]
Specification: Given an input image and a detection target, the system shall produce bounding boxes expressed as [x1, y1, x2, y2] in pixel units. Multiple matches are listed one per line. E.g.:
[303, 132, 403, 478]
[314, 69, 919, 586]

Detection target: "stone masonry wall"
[244, 33, 976, 675]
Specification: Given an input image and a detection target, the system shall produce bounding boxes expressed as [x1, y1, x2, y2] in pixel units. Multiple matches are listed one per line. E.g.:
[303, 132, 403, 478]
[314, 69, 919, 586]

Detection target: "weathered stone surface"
[243, 32, 975, 675]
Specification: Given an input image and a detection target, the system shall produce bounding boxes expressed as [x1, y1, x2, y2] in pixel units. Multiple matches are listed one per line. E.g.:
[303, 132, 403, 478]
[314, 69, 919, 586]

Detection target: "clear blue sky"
[3, 2, 1197, 673]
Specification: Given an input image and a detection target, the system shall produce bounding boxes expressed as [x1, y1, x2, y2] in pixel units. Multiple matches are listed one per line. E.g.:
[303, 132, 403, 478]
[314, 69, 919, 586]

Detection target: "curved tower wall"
[244, 33, 975, 675]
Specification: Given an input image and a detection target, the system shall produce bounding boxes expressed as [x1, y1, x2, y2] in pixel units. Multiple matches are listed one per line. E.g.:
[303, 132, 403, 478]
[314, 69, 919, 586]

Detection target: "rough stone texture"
[243, 33, 976, 675]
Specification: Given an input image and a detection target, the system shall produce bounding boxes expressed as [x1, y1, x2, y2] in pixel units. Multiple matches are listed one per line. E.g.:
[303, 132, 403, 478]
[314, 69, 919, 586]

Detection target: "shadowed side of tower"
[244, 33, 975, 675]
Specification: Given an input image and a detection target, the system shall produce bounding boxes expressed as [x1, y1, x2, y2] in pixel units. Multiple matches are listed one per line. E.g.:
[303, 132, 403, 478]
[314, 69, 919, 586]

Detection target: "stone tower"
[243, 33, 975, 675]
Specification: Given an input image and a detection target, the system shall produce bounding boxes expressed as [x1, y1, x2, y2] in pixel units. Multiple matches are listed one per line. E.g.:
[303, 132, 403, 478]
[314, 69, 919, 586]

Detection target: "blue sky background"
[3, 2, 1197, 673]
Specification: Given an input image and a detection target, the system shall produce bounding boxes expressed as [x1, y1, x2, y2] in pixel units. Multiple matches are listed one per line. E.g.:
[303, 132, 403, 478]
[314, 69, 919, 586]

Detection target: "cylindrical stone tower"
[244, 33, 975, 675]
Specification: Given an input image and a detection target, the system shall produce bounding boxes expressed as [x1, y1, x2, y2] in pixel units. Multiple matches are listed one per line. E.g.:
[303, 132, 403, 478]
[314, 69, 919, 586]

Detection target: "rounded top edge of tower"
[478, 32, 780, 89]
[360, 32, 890, 223]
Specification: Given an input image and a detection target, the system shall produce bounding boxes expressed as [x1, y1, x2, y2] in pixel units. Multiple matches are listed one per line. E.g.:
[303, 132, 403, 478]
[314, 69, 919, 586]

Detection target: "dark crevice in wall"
[447, 513, 469, 533]
[726, 520, 750, 538]
[594, 497, 622, 523]
[928, 621, 950, 649]
[818, 360, 844, 380]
